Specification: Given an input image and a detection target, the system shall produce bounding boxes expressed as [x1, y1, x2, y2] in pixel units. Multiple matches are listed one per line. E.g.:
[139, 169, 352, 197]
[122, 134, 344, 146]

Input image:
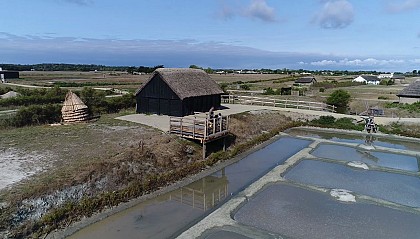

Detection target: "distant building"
[294, 76, 317, 86]
[135, 68, 224, 116]
[0, 69, 19, 83]
[397, 80, 420, 104]
[378, 72, 405, 80]
[353, 75, 381, 85]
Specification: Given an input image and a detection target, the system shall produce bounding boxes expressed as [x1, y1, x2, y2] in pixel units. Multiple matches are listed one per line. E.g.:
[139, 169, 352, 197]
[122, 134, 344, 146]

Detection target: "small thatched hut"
[61, 91, 90, 123]
[397, 80, 420, 104]
[135, 68, 224, 116]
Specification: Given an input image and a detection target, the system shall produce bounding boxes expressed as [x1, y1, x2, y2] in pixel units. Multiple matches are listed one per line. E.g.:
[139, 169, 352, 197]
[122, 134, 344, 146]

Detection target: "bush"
[319, 88, 325, 92]
[240, 84, 250, 90]
[2, 104, 62, 127]
[263, 87, 279, 95]
[0, 86, 66, 107]
[326, 89, 351, 113]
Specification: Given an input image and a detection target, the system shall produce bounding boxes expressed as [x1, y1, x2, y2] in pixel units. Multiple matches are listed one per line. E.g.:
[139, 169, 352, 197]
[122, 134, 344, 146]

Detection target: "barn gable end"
[135, 68, 223, 116]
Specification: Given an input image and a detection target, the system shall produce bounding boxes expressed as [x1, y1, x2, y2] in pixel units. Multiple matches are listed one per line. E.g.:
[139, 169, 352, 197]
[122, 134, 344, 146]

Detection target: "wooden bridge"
[221, 95, 336, 112]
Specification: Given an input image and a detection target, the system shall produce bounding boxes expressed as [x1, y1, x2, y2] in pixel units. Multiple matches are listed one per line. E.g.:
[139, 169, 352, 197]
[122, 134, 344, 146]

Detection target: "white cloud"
[386, 0, 420, 13]
[310, 58, 405, 66]
[313, 0, 354, 29]
[216, 0, 277, 23]
[411, 59, 420, 63]
[243, 0, 277, 22]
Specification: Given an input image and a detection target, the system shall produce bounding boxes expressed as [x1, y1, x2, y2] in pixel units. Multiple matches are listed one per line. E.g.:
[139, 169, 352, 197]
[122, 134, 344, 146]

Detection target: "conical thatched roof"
[135, 68, 224, 100]
[62, 91, 89, 122]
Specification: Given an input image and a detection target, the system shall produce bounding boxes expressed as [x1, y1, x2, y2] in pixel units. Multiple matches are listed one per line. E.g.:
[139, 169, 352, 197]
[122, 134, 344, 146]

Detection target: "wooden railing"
[169, 115, 229, 143]
[221, 95, 336, 112]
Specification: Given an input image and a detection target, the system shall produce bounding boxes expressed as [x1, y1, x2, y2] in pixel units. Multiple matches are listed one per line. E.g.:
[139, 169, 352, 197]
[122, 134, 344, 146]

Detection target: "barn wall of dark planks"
[136, 74, 221, 117]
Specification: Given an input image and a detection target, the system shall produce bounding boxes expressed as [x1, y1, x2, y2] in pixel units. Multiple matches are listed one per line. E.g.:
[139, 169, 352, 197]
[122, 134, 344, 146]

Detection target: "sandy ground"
[0, 148, 50, 190]
[116, 104, 420, 132]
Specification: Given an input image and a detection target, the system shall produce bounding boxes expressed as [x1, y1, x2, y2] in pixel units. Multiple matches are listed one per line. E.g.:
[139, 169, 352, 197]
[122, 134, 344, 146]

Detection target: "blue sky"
[1, 0, 420, 71]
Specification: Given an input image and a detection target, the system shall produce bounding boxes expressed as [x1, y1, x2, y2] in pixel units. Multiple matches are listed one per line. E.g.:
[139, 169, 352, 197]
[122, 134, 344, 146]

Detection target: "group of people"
[208, 107, 222, 120]
[358, 115, 378, 133]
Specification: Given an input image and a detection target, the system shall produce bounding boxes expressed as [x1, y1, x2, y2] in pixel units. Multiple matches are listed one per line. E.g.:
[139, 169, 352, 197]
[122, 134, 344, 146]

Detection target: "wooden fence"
[221, 95, 336, 112]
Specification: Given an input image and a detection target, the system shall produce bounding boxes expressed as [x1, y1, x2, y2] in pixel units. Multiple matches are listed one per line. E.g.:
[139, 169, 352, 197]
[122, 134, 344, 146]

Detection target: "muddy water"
[68, 137, 311, 239]
[312, 144, 420, 172]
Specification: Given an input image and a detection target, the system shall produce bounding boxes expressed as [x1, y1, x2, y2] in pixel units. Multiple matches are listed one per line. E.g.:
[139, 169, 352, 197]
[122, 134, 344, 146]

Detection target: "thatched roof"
[62, 91, 88, 112]
[135, 68, 224, 100]
[62, 91, 89, 122]
[295, 77, 316, 84]
[397, 80, 420, 98]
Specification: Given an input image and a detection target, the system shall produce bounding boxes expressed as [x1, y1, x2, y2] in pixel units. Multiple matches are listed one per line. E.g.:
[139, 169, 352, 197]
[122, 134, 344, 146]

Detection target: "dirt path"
[2, 82, 50, 89]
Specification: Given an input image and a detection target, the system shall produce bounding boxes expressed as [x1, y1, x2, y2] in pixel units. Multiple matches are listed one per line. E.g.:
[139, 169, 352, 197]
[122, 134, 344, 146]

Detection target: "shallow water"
[235, 183, 420, 239]
[284, 160, 420, 208]
[203, 230, 251, 239]
[287, 128, 420, 151]
[68, 137, 312, 239]
[312, 144, 420, 172]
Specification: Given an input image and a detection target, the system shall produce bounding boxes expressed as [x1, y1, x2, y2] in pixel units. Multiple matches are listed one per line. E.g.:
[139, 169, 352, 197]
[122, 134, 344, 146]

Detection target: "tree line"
[0, 63, 164, 73]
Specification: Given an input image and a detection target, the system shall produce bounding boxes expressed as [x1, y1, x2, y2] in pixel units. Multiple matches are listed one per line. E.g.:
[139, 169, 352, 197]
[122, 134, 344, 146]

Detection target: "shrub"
[326, 89, 351, 113]
[2, 104, 62, 127]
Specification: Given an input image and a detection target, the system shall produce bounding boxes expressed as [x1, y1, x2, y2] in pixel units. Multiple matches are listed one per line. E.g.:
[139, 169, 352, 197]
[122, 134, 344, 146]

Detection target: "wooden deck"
[169, 115, 229, 143]
[221, 94, 336, 112]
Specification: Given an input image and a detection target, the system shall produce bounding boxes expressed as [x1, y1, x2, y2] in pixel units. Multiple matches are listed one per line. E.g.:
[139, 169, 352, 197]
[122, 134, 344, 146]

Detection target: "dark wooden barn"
[0, 71, 19, 83]
[135, 68, 224, 116]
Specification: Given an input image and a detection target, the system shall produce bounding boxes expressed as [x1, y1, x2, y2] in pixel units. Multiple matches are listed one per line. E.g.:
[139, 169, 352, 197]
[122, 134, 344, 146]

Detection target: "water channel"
[67, 128, 420, 239]
[68, 137, 311, 239]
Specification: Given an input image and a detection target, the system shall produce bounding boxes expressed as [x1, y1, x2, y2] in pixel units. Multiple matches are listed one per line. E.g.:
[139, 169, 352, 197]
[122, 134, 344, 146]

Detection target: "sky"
[1, 0, 420, 72]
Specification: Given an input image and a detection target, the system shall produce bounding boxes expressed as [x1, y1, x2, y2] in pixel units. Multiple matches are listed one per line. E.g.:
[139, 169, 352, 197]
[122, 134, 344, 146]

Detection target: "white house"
[353, 75, 381, 85]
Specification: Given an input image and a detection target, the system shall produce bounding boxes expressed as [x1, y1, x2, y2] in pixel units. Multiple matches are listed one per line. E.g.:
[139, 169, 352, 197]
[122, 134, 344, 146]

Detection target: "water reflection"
[364, 135, 376, 146]
[170, 169, 228, 211]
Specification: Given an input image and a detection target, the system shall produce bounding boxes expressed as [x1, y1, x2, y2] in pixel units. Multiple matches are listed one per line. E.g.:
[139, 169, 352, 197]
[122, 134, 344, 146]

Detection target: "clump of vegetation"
[378, 96, 389, 100]
[1, 104, 62, 127]
[309, 116, 364, 131]
[0, 86, 66, 107]
[263, 87, 280, 95]
[314, 80, 363, 89]
[385, 102, 420, 113]
[51, 81, 137, 88]
[326, 89, 351, 113]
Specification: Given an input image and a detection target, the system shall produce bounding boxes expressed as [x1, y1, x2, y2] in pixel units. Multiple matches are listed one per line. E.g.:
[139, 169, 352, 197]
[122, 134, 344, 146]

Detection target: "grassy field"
[1, 70, 420, 237]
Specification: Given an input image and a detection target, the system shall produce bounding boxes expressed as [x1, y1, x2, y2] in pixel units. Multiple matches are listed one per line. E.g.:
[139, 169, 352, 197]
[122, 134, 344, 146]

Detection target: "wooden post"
[180, 118, 183, 137]
[202, 141, 206, 160]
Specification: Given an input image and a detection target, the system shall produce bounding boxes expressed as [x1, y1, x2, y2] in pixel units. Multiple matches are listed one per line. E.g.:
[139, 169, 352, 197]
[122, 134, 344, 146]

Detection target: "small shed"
[61, 91, 90, 123]
[294, 76, 317, 86]
[397, 80, 420, 104]
[135, 68, 224, 116]
[0, 70, 19, 83]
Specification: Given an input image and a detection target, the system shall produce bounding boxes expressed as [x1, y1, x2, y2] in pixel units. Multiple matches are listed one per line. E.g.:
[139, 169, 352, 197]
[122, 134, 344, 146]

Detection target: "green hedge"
[2, 104, 62, 127]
